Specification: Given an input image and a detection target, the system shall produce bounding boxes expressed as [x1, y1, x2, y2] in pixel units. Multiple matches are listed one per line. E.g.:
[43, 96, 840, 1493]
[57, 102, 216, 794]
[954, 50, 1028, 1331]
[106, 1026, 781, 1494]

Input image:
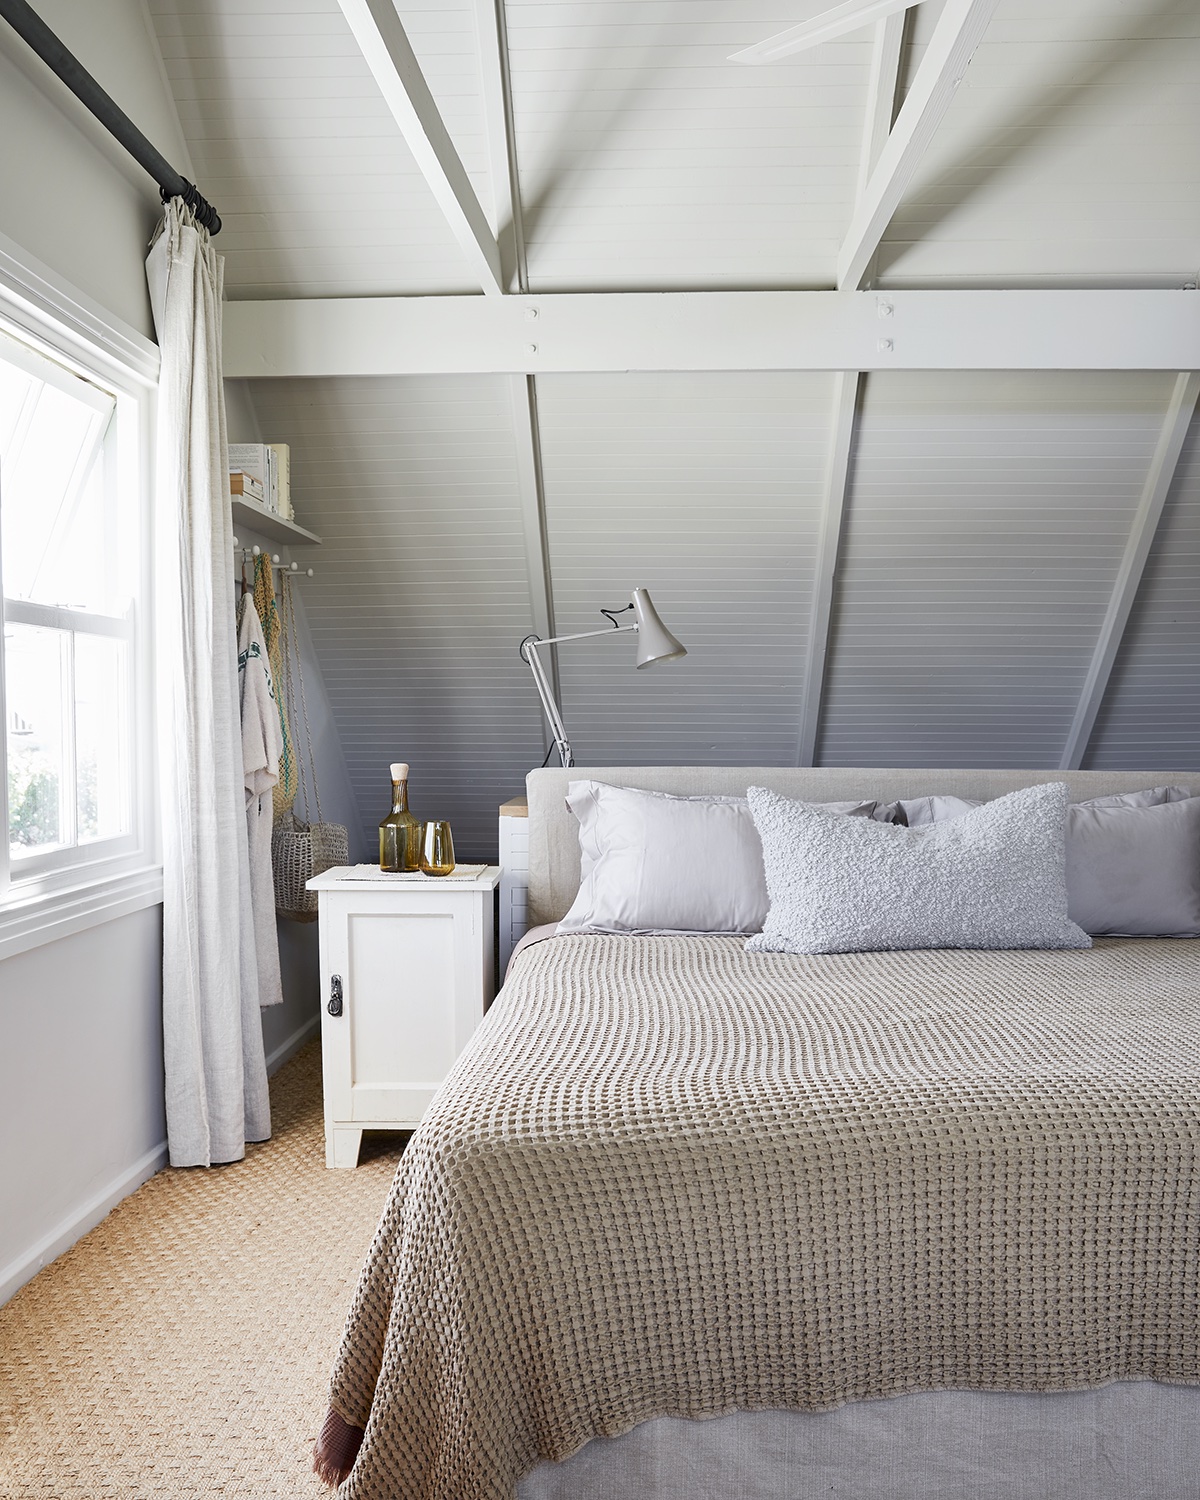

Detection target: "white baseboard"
[0, 1139, 168, 1308]
[265, 1013, 320, 1075]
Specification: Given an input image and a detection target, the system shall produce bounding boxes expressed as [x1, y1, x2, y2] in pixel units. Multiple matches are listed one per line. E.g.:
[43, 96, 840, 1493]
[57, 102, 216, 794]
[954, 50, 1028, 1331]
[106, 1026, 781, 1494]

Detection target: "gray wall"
[245, 368, 1200, 867]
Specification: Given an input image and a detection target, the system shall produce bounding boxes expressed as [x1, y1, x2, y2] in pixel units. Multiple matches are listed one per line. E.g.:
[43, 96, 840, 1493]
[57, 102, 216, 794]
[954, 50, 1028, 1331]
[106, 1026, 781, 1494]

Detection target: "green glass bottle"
[378, 761, 420, 871]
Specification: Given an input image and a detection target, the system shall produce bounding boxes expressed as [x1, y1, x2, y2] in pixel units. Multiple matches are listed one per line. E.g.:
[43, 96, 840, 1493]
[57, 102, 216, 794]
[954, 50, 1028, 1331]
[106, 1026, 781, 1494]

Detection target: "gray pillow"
[1067, 797, 1200, 937]
[900, 786, 1191, 827]
[894, 786, 1196, 936]
[745, 782, 1090, 956]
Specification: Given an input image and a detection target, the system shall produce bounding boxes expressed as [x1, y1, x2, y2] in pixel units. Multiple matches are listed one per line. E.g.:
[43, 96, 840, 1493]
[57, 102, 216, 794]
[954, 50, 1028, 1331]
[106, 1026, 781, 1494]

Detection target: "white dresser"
[308, 865, 500, 1168]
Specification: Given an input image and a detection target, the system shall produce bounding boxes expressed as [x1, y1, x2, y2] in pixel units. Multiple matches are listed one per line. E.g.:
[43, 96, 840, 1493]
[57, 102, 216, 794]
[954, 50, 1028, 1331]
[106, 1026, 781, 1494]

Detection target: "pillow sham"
[894, 785, 1197, 936]
[558, 781, 877, 936]
[899, 785, 1192, 827]
[1067, 797, 1200, 937]
[745, 782, 1090, 956]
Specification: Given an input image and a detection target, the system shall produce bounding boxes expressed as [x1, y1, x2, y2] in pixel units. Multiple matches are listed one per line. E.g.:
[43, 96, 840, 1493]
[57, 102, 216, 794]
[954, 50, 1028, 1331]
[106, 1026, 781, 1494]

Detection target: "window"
[0, 253, 159, 952]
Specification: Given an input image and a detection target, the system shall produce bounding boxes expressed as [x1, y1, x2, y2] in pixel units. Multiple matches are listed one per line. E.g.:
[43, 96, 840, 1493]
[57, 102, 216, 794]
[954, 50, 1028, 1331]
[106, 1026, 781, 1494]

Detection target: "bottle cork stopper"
[390, 762, 409, 780]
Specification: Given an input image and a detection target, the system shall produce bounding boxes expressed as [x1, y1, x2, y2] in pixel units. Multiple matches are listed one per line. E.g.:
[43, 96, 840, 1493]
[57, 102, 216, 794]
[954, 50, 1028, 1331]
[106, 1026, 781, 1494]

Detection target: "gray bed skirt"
[519, 1383, 1200, 1499]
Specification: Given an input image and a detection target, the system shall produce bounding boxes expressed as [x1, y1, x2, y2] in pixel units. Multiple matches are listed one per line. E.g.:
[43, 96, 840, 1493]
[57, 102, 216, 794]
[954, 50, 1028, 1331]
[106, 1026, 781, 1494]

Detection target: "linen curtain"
[147, 200, 270, 1166]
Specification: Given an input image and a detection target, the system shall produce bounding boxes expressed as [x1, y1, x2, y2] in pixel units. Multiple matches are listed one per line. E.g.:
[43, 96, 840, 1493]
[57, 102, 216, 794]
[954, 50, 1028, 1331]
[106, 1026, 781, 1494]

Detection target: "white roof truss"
[334, 0, 505, 296]
[1059, 370, 1200, 770]
[729, 0, 913, 65]
[797, 370, 861, 766]
[472, 0, 526, 293]
[837, 0, 1000, 290]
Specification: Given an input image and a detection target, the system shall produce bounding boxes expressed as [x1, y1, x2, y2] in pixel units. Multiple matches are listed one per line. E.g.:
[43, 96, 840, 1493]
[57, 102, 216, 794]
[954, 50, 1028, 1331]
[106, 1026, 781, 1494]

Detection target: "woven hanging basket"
[270, 572, 349, 920]
[272, 811, 348, 922]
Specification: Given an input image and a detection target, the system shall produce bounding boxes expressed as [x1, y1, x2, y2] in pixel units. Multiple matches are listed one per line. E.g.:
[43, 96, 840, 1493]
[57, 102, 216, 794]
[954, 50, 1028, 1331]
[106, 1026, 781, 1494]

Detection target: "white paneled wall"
[505, 0, 870, 291]
[249, 375, 545, 860]
[881, 0, 1200, 287]
[1086, 411, 1200, 768]
[536, 371, 835, 764]
[817, 371, 1179, 766]
[149, 0, 489, 298]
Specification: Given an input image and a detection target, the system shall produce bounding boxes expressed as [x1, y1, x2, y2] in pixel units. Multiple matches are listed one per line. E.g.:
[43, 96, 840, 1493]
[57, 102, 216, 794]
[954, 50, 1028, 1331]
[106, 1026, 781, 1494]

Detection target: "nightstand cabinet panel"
[310, 867, 500, 1168]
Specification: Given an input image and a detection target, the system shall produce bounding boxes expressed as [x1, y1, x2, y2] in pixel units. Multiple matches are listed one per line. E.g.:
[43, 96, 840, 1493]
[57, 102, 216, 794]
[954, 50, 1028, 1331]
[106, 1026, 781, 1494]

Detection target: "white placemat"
[340, 863, 489, 882]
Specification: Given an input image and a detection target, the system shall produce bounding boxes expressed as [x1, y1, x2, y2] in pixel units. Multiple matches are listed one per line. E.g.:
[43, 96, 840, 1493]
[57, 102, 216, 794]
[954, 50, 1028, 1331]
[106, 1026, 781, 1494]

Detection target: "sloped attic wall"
[249, 370, 1200, 863]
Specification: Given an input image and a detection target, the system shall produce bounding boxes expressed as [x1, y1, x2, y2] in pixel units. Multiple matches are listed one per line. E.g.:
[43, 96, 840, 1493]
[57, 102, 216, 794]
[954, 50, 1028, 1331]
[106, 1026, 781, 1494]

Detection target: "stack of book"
[229, 442, 293, 520]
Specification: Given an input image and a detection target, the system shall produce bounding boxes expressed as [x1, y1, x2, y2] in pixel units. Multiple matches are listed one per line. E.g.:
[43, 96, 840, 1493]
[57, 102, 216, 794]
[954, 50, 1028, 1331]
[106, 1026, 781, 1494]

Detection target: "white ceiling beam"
[1058, 370, 1200, 771]
[730, 0, 912, 64]
[855, 9, 908, 290]
[837, 0, 999, 290]
[798, 371, 860, 766]
[509, 374, 559, 757]
[857, 11, 907, 202]
[472, 0, 525, 293]
[224, 290, 1200, 379]
[335, 0, 504, 297]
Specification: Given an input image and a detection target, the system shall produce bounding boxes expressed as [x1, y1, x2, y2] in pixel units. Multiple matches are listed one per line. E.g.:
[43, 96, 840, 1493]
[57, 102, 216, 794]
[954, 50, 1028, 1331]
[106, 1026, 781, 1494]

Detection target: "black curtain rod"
[0, 0, 221, 233]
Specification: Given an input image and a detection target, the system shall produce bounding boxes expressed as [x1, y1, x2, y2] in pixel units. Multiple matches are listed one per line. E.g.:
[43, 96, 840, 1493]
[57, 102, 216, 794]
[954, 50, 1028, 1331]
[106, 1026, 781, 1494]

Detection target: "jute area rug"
[0, 1041, 403, 1498]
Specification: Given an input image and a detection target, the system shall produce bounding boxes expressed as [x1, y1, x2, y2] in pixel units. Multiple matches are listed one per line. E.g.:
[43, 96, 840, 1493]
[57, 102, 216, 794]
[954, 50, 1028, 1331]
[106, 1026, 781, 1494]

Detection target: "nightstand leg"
[327, 1126, 363, 1169]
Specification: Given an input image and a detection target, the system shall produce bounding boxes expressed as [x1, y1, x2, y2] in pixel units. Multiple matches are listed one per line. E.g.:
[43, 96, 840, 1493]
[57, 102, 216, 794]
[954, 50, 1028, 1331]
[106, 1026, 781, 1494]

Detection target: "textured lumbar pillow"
[745, 781, 1090, 955]
[893, 786, 1196, 935]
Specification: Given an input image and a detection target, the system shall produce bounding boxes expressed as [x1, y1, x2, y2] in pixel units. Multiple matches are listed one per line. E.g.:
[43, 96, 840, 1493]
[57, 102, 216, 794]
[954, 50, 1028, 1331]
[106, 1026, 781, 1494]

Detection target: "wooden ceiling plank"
[334, 0, 504, 296]
[1059, 369, 1200, 770]
[837, 0, 1000, 291]
[798, 370, 861, 766]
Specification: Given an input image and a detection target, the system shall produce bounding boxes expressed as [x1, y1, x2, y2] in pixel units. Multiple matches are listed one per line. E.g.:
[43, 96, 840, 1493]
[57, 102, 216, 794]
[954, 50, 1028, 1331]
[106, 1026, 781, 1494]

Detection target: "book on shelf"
[269, 442, 293, 521]
[228, 441, 292, 519]
[229, 470, 264, 502]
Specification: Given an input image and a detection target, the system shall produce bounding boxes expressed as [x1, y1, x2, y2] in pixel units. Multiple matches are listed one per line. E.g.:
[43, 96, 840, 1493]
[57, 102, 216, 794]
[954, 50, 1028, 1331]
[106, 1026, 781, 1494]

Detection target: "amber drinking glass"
[419, 820, 456, 876]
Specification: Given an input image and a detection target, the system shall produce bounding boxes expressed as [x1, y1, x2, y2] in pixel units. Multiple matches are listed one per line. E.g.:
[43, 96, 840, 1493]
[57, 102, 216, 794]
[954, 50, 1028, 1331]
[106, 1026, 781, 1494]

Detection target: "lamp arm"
[534, 622, 637, 649]
[521, 635, 574, 767]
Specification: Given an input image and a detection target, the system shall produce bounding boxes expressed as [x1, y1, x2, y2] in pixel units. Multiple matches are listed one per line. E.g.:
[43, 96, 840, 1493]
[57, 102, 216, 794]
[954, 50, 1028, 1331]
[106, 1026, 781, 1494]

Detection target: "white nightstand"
[308, 865, 501, 1168]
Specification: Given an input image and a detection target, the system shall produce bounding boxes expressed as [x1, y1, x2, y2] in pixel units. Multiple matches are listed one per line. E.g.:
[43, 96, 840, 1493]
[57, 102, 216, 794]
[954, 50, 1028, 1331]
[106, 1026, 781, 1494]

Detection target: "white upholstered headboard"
[525, 766, 1198, 926]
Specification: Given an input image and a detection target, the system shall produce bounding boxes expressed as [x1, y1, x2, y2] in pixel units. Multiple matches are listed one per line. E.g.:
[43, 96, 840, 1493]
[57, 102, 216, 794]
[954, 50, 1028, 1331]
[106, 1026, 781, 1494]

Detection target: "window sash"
[0, 251, 158, 929]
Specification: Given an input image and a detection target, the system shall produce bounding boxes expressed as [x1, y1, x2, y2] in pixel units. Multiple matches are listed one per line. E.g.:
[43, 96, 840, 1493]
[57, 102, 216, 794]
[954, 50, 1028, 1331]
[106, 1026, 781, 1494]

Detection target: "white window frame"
[0, 230, 162, 960]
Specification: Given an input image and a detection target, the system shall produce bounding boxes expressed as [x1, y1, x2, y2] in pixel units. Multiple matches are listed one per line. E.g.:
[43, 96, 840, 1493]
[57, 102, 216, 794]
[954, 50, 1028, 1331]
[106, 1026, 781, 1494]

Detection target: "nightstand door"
[321, 889, 487, 1129]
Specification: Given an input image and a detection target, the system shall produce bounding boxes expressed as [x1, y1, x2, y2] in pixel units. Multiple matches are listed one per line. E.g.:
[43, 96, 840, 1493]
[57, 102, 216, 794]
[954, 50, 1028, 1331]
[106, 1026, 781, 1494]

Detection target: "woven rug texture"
[0, 1041, 400, 1498]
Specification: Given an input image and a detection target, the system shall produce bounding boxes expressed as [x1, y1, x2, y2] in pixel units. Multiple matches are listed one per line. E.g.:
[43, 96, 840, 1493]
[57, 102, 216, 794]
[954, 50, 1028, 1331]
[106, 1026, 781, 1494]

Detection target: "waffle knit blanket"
[318, 934, 1200, 1500]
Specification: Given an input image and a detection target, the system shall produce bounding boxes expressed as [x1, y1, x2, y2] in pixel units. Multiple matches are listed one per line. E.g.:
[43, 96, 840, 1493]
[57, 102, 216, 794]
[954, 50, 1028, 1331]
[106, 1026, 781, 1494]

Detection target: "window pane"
[6, 623, 69, 858]
[0, 336, 119, 615]
[75, 633, 129, 843]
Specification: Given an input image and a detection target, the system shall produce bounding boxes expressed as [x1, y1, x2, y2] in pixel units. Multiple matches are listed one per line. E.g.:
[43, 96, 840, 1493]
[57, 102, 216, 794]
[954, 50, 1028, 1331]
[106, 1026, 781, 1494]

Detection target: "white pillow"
[558, 781, 877, 936]
[745, 781, 1090, 955]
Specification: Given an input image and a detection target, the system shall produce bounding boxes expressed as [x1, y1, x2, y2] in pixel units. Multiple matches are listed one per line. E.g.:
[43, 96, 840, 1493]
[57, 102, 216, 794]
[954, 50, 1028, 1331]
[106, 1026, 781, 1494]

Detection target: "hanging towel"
[252, 555, 297, 819]
[238, 594, 285, 1008]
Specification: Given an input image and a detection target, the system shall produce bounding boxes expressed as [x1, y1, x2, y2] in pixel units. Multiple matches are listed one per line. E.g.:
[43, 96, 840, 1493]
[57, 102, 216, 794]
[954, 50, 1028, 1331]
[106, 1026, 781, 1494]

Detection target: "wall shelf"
[231, 494, 322, 546]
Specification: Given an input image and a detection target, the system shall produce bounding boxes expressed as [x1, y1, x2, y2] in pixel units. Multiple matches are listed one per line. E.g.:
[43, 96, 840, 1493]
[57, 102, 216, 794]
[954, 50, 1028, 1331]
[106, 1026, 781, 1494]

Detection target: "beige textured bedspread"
[326, 934, 1200, 1500]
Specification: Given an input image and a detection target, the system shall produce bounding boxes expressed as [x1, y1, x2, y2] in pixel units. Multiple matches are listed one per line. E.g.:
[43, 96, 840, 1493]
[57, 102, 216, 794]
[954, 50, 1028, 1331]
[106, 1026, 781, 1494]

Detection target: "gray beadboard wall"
[1087, 414, 1200, 768]
[247, 369, 1199, 862]
[817, 370, 1177, 766]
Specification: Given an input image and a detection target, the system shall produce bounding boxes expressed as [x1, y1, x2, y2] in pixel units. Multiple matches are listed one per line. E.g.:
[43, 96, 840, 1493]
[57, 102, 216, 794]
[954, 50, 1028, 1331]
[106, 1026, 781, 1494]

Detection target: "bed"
[315, 767, 1200, 1500]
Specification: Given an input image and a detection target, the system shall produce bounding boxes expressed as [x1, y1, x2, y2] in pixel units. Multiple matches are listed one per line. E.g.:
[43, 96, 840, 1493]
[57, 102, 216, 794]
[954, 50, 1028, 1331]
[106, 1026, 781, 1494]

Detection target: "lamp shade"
[632, 588, 687, 668]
